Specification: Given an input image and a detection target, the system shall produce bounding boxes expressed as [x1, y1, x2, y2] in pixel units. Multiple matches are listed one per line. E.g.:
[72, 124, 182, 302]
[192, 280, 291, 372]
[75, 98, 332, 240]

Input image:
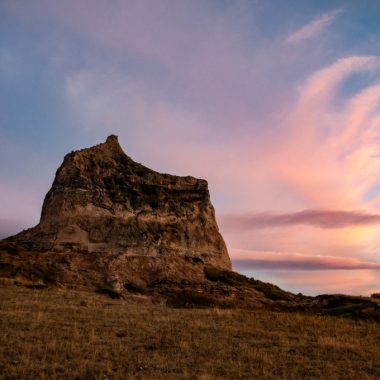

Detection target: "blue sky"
[1, 0, 380, 295]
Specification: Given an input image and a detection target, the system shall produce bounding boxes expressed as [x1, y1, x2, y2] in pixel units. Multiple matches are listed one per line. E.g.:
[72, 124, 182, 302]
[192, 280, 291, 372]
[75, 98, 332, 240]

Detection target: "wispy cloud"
[286, 9, 343, 44]
[267, 56, 380, 210]
[221, 210, 380, 230]
[232, 249, 380, 271]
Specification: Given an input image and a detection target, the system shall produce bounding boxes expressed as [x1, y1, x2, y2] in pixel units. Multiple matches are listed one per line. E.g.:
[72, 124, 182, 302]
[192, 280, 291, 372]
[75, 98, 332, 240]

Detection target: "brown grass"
[1, 285, 380, 379]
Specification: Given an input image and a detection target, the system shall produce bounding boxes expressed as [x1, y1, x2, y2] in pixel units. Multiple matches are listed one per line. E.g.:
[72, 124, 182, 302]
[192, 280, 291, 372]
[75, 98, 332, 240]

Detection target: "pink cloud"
[267, 56, 380, 210]
[231, 249, 380, 271]
[232, 249, 380, 295]
[220, 209, 380, 230]
[286, 9, 343, 44]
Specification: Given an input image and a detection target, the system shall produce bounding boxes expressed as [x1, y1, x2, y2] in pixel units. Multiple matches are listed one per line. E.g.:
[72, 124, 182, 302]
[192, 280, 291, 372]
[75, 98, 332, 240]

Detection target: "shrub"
[249, 280, 295, 301]
[96, 287, 122, 299]
[204, 266, 294, 301]
[204, 266, 248, 286]
[166, 289, 233, 309]
[123, 282, 146, 294]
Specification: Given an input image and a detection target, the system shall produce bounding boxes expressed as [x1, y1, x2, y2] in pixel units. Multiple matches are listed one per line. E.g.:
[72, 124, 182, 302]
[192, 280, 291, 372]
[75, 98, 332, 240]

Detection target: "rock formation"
[3, 137, 378, 314]
[5, 135, 231, 291]
[2, 135, 314, 309]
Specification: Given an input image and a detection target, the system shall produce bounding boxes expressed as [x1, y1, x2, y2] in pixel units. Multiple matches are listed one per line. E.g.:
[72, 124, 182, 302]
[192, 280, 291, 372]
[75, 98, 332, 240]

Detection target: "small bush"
[204, 266, 248, 286]
[0, 241, 23, 255]
[204, 266, 294, 301]
[34, 266, 61, 284]
[316, 294, 370, 307]
[315, 294, 380, 321]
[123, 282, 146, 294]
[166, 289, 232, 309]
[0, 263, 16, 277]
[24, 283, 48, 290]
[97, 287, 122, 299]
[249, 280, 295, 301]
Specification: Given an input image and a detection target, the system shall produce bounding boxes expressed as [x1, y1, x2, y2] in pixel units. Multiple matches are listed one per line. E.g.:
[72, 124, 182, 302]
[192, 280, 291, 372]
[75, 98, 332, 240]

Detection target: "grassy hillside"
[1, 285, 379, 379]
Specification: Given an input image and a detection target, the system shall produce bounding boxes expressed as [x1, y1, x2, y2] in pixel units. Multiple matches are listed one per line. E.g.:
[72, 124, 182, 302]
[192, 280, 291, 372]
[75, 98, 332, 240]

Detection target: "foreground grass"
[0, 286, 379, 379]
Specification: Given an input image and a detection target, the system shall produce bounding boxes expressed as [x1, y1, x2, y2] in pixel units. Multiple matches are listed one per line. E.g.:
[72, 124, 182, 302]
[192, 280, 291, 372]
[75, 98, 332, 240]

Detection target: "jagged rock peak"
[102, 134, 123, 153]
[106, 134, 118, 144]
[9, 135, 232, 277]
[66, 134, 127, 159]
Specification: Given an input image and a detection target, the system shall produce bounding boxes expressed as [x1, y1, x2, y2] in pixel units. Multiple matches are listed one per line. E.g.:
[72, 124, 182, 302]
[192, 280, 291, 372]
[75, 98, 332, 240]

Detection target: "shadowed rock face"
[8, 135, 231, 286]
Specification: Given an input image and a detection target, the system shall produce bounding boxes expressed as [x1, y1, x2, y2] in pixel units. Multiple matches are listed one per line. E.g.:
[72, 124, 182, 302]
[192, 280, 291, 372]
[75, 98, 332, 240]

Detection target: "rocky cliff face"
[7, 135, 231, 288]
[3, 136, 375, 312]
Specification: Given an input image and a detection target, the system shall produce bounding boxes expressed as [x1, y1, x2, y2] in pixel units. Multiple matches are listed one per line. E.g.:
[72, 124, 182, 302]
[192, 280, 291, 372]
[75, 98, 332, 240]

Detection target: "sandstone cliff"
[5, 135, 232, 291]
[2, 138, 378, 314]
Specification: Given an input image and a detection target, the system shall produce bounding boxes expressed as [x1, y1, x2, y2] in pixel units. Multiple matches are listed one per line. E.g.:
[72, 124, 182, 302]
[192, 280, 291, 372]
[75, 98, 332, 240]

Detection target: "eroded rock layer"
[8, 135, 231, 287]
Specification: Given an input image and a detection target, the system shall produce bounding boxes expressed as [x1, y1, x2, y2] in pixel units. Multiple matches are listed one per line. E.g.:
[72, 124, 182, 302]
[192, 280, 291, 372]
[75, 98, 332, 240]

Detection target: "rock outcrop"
[6, 135, 231, 290]
[3, 138, 378, 315]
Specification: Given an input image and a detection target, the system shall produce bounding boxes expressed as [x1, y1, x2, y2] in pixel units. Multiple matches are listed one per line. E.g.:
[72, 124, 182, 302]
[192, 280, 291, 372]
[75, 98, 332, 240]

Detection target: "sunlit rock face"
[8, 135, 231, 286]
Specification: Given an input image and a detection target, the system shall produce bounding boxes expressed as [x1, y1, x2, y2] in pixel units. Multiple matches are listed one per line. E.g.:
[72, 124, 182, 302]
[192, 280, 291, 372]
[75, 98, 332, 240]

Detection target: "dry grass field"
[1, 285, 380, 379]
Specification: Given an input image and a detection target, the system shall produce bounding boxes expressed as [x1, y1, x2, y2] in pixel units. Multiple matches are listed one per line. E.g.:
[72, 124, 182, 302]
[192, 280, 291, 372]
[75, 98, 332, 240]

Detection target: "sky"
[1, 0, 380, 296]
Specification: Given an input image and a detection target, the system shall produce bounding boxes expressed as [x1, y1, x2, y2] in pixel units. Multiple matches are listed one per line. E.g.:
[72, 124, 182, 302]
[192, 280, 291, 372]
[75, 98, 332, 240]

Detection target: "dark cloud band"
[232, 256, 380, 271]
[221, 209, 380, 230]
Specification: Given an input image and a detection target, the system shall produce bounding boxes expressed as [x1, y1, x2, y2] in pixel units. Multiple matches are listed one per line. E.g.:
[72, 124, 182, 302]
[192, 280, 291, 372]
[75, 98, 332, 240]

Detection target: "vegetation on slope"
[204, 266, 296, 301]
[1, 285, 380, 379]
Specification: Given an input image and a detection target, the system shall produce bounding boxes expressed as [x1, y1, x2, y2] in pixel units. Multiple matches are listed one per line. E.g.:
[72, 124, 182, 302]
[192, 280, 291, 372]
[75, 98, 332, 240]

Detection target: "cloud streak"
[286, 9, 343, 44]
[221, 210, 380, 230]
[232, 249, 380, 271]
